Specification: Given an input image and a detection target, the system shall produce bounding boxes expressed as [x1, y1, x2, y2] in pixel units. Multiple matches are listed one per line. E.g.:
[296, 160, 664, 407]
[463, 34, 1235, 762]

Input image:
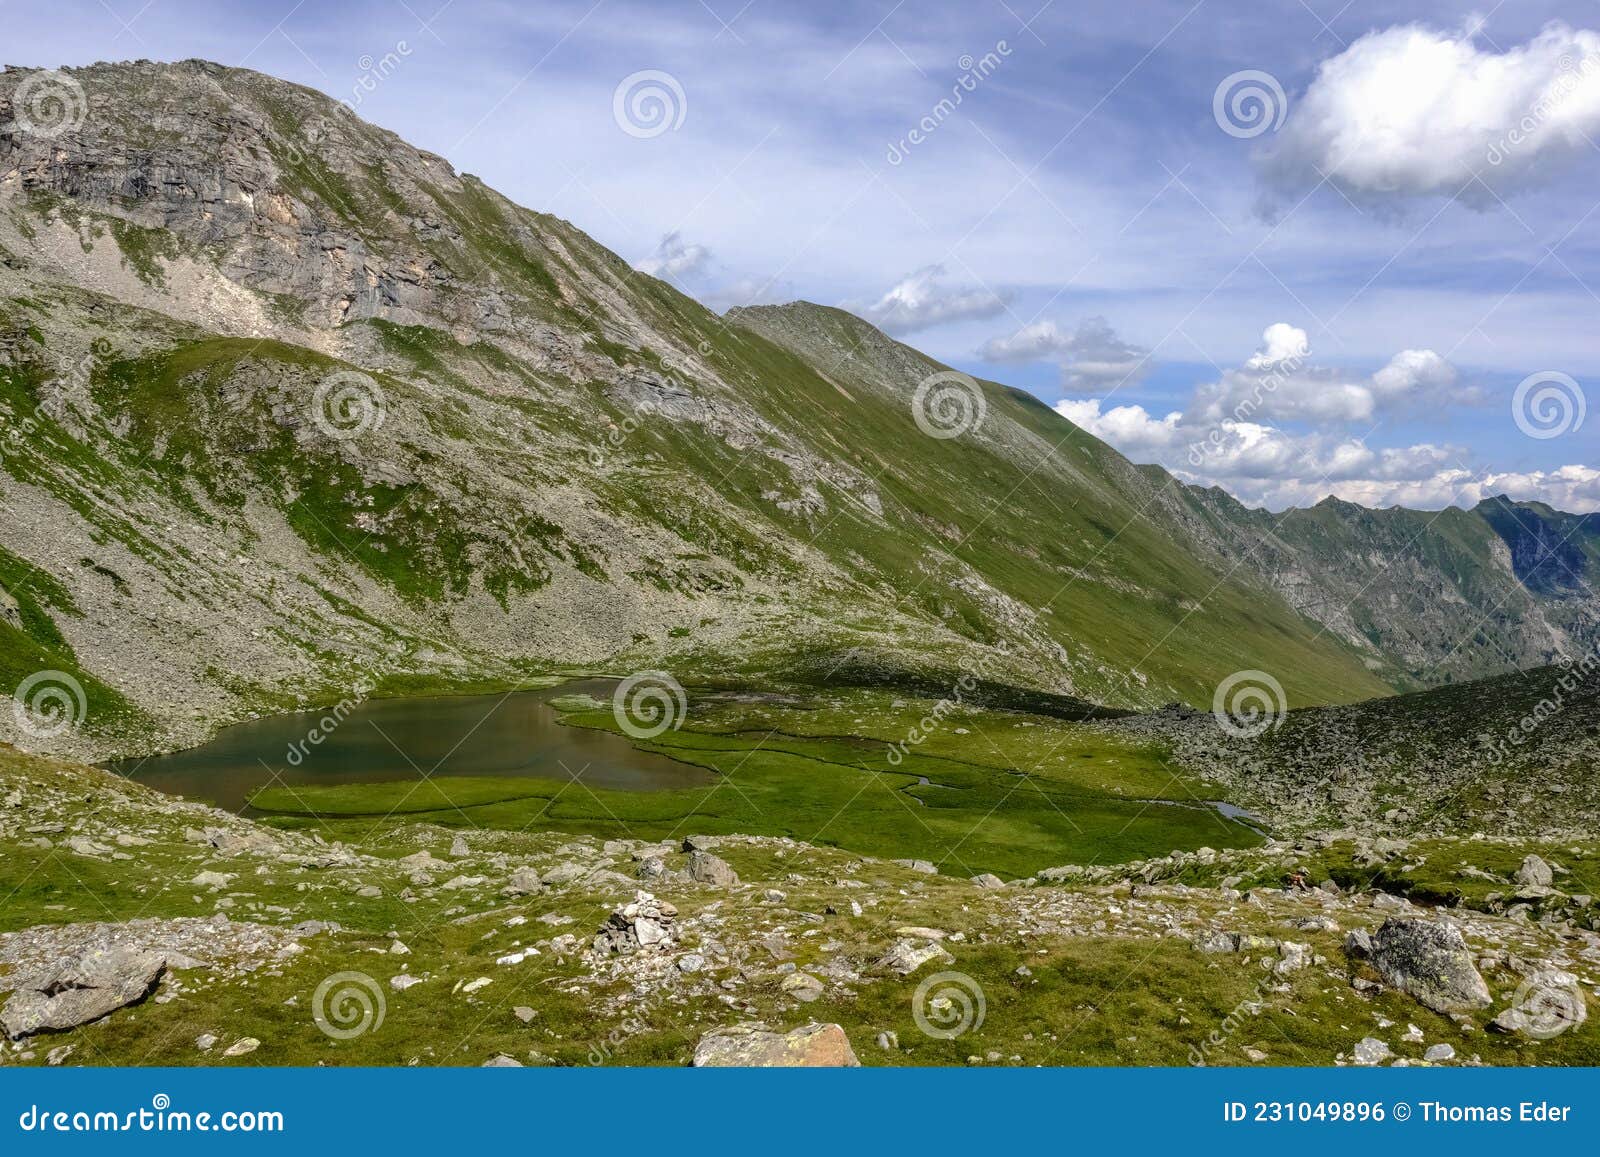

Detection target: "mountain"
[1159, 486, 1599, 690]
[0, 60, 1595, 756]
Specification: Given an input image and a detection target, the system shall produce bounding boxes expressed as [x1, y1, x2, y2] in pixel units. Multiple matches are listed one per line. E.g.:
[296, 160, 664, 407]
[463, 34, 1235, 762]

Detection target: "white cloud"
[1054, 398, 1182, 455]
[1245, 322, 1309, 369]
[1261, 22, 1600, 206]
[981, 316, 1148, 388]
[850, 265, 1010, 333]
[635, 231, 711, 279]
[1235, 464, 1600, 513]
[1046, 320, 1600, 512]
[1189, 323, 1459, 426]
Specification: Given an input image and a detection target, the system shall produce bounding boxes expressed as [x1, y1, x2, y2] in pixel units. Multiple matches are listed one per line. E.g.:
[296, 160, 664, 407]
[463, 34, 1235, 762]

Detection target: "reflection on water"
[107, 680, 715, 813]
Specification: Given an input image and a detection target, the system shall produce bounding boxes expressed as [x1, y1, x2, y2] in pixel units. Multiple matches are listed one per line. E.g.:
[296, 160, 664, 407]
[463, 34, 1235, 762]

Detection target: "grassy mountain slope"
[0, 59, 1592, 758]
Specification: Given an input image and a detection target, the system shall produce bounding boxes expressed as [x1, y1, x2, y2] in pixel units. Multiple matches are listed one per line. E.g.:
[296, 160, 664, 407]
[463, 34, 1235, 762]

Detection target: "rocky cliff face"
[0, 61, 1593, 756]
[1156, 486, 1599, 690]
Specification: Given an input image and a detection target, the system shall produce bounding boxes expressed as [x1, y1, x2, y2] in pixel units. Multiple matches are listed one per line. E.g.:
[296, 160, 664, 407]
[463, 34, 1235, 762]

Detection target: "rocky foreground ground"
[0, 744, 1595, 1067]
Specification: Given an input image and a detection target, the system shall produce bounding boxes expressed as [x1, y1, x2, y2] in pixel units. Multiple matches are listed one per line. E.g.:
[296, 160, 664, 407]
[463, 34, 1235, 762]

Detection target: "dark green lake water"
[108, 679, 714, 813]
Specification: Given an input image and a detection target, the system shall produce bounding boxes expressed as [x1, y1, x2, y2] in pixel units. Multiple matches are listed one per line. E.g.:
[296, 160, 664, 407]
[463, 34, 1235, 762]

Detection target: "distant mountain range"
[1, 60, 1595, 755]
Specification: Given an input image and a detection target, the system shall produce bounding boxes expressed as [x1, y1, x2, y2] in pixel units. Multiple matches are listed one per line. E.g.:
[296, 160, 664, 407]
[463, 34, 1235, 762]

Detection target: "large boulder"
[1514, 854, 1553, 887]
[1, 945, 166, 1039]
[875, 938, 954, 976]
[1369, 918, 1490, 1014]
[692, 1022, 859, 1067]
[685, 850, 739, 888]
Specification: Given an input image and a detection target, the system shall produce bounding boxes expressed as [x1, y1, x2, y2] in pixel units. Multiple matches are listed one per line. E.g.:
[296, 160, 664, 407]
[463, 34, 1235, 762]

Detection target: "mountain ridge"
[0, 59, 1594, 757]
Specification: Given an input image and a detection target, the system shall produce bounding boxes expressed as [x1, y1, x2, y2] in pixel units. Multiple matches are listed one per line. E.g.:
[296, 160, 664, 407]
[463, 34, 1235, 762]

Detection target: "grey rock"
[1514, 854, 1553, 887]
[780, 972, 824, 1002]
[1488, 969, 1587, 1037]
[685, 850, 739, 888]
[1369, 918, 1491, 1014]
[970, 873, 1004, 889]
[504, 867, 542, 895]
[1, 946, 166, 1039]
[876, 938, 953, 976]
[1351, 1037, 1392, 1066]
[691, 1022, 859, 1067]
[1423, 1043, 1455, 1062]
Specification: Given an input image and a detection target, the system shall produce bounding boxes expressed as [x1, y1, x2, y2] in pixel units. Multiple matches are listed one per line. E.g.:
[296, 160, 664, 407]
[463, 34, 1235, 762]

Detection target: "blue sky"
[10, 0, 1600, 510]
